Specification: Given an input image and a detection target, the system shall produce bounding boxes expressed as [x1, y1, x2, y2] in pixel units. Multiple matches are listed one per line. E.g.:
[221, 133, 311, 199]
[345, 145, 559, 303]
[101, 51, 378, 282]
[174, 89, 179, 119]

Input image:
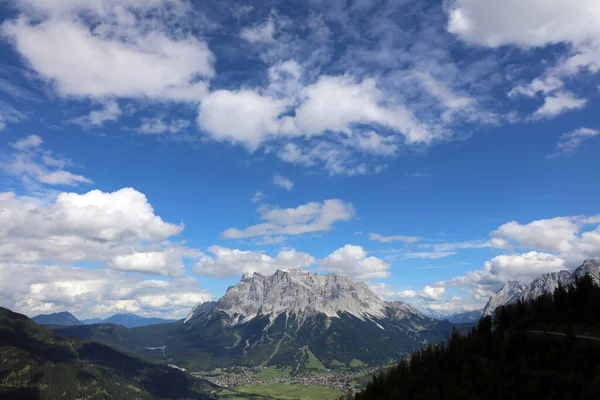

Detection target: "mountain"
[81, 313, 176, 328]
[351, 272, 600, 400]
[32, 311, 82, 326]
[0, 307, 215, 399]
[483, 259, 600, 316]
[446, 309, 483, 323]
[53, 269, 456, 373]
[81, 317, 103, 324]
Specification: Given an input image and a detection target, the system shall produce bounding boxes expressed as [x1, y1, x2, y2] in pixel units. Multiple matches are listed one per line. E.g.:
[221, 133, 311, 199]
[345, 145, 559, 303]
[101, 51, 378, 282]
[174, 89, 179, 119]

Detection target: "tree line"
[346, 274, 600, 400]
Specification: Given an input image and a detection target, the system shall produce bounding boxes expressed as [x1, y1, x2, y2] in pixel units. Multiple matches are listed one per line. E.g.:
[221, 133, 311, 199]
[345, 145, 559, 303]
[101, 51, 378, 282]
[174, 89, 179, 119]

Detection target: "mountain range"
[483, 259, 600, 316]
[32, 311, 175, 328]
[82, 313, 177, 328]
[32, 311, 82, 326]
[0, 307, 215, 399]
[51, 269, 456, 372]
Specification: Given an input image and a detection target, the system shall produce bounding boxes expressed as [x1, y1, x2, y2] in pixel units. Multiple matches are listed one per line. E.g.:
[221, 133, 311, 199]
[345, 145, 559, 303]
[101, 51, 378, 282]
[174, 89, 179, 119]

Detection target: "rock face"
[185, 268, 421, 326]
[32, 311, 82, 326]
[483, 259, 600, 316]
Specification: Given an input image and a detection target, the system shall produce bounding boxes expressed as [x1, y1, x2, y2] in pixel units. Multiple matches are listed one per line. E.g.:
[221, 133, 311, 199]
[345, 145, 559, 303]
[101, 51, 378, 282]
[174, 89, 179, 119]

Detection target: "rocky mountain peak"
[483, 259, 600, 316]
[185, 270, 422, 325]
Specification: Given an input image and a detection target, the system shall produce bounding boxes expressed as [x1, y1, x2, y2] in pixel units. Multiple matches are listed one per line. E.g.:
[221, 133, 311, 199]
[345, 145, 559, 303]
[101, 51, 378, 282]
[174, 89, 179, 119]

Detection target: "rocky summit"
[185, 268, 414, 326]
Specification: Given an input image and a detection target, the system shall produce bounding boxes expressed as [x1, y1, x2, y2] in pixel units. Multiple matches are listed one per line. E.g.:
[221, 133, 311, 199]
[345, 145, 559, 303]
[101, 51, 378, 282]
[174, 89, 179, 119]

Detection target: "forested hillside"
[0, 308, 216, 399]
[350, 274, 600, 400]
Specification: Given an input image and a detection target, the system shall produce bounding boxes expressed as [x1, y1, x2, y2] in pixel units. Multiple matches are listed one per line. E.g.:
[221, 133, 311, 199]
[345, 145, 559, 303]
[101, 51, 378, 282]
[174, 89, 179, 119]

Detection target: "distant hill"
[0, 307, 215, 399]
[81, 313, 176, 328]
[32, 311, 82, 326]
[52, 269, 457, 372]
[446, 309, 482, 323]
[350, 272, 600, 400]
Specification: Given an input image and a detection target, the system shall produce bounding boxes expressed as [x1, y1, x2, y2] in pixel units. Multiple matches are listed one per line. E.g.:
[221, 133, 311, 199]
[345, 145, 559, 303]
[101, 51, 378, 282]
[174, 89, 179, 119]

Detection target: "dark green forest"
[349, 274, 600, 400]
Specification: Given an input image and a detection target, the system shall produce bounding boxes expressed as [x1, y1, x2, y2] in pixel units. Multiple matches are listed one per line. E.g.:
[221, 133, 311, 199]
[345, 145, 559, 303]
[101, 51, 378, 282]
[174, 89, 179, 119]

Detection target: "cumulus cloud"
[447, 0, 600, 48]
[194, 246, 314, 277]
[369, 283, 418, 300]
[448, 0, 599, 120]
[369, 233, 419, 243]
[222, 199, 355, 240]
[547, 127, 600, 158]
[422, 285, 445, 301]
[272, 174, 293, 191]
[3, 134, 92, 187]
[320, 244, 390, 280]
[2, 0, 214, 101]
[492, 217, 580, 253]
[197, 89, 290, 149]
[484, 252, 565, 281]
[0, 262, 211, 319]
[0, 188, 192, 277]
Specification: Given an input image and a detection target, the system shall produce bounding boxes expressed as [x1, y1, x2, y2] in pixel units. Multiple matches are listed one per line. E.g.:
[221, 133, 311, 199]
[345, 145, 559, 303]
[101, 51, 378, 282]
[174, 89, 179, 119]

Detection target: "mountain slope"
[32, 311, 82, 326]
[446, 309, 483, 323]
[0, 307, 216, 399]
[56, 270, 455, 373]
[483, 259, 600, 316]
[352, 273, 600, 400]
[81, 313, 176, 328]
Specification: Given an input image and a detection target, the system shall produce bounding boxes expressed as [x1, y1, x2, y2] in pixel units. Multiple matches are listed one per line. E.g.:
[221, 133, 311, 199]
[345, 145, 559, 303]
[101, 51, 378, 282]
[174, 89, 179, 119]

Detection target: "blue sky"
[0, 0, 599, 318]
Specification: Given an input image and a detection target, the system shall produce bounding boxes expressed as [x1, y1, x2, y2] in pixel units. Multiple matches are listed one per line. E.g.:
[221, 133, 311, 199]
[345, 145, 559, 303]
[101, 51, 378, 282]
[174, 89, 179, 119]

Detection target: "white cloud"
[70, 100, 121, 127]
[369, 233, 419, 243]
[3, 134, 92, 187]
[532, 92, 587, 119]
[197, 89, 290, 149]
[320, 244, 390, 280]
[345, 131, 399, 156]
[241, 17, 275, 43]
[447, 0, 600, 48]
[484, 252, 565, 281]
[509, 77, 564, 98]
[194, 246, 314, 278]
[404, 251, 457, 259]
[11, 134, 43, 150]
[2, 1, 214, 102]
[548, 127, 600, 157]
[0, 262, 211, 319]
[492, 217, 580, 253]
[222, 199, 355, 240]
[369, 283, 417, 300]
[252, 191, 265, 203]
[294, 75, 433, 144]
[273, 174, 293, 191]
[0, 188, 190, 277]
[136, 117, 190, 135]
[422, 285, 445, 301]
[110, 249, 186, 277]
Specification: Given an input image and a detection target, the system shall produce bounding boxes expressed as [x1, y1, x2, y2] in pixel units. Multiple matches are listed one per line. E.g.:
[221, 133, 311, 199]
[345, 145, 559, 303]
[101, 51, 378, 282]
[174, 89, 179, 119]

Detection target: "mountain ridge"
[483, 259, 600, 316]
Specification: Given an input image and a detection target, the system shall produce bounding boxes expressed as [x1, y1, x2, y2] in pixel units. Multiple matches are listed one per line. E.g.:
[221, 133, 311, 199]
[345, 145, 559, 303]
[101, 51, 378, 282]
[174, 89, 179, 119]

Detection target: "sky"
[0, 0, 599, 319]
